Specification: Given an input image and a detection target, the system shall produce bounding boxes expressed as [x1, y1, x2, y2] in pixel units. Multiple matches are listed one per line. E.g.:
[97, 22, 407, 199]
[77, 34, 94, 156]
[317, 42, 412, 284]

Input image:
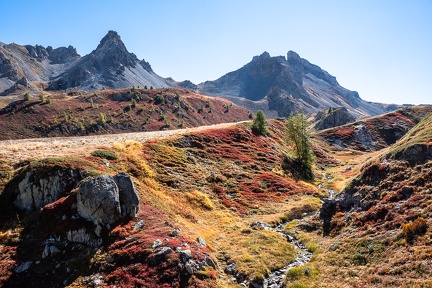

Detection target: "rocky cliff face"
[313, 107, 356, 130]
[183, 51, 398, 118]
[0, 41, 80, 94]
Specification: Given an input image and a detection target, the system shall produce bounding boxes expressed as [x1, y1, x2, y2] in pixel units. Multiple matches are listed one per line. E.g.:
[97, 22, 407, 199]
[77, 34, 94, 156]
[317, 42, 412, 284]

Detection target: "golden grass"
[185, 190, 215, 210]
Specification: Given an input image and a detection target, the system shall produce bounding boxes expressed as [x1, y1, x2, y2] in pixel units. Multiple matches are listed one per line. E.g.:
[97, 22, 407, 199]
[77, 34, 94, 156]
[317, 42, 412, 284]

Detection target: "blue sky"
[1, 0, 431, 105]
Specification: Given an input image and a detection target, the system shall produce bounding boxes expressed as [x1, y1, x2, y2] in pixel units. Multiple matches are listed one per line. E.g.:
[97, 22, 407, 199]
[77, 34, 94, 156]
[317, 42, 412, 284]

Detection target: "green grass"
[91, 149, 119, 160]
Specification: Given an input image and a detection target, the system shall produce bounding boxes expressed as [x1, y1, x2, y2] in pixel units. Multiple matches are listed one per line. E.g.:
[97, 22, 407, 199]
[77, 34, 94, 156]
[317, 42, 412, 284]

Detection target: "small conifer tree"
[285, 113, 315, 171]
[251, 110, 268, 135]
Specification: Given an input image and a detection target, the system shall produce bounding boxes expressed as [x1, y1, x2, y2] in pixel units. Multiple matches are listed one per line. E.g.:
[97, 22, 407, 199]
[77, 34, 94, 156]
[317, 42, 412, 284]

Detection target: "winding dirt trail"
[0, 122, 241, 164]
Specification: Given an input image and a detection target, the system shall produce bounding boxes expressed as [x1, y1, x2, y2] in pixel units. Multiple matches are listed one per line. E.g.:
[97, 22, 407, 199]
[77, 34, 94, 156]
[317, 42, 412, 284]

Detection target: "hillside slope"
[0, 88, 251, 140]
[315, 106, 432, 151]
[314, 112, 432, 287]
[0, 119, 326, 287]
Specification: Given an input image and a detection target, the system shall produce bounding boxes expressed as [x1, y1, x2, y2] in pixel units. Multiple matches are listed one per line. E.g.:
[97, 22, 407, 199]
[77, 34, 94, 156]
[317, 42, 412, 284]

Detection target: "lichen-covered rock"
[76, 175, 121, 226]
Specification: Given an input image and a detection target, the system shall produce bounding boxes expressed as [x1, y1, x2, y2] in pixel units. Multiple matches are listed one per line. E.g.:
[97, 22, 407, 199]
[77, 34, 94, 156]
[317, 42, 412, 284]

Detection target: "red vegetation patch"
[143, 120, 318, 215]
[0, 88, 251, 140]
[0, 246, 17, 286]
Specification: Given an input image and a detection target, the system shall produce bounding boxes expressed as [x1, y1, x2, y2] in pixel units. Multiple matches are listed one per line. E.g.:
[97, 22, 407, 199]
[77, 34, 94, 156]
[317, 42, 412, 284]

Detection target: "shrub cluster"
[91, 149, 119, 160]
[402, 217, 428, 243]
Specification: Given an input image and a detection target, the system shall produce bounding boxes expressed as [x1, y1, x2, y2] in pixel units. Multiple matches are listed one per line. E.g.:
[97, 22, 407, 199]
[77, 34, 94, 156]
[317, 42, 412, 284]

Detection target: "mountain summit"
[184, 51, 397, 118]
[0, 31, 168, 94]
[48, 30, 165, 90]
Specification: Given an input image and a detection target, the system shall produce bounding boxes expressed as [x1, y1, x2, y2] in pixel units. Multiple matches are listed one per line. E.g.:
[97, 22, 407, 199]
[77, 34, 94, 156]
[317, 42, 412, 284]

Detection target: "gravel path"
[0, 122, 241, 164]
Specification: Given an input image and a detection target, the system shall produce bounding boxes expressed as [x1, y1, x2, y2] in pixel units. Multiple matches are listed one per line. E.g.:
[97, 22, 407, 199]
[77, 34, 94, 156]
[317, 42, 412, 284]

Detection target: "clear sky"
[1, 0, 431, 105]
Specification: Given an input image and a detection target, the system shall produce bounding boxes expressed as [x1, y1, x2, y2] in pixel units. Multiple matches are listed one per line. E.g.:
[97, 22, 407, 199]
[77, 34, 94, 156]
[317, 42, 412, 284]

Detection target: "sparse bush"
[91, 149, 119, 160]
[23, 93, 31, 101]
[402, 217, 427, 243]
[251, 110, 268, 135]
[351, 252, 367, 265]
[39, 94, 45, 102]
[286, 267, 304, 280]
[99, 112, 106, 123]
[45, 97, 51, 104]
[306, 243, 318, 253]
[154, 94, 165, 105]
[131, 98, 137, 108]
[90, 98, 95, 108]
[198, 104, 204, 113]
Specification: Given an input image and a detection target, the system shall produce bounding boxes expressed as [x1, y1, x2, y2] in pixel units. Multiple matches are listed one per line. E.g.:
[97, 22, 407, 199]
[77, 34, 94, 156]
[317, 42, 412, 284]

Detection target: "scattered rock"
[155, 246, 173, 256]
[197, 237, 206, 247]
[185, 259, 199, 275]
[133, 220, 145, 230]
[179, 249, 192, 263]
[205, 255, 217, 269]
[14, 261, 32, 273]
[94, 224, 103, 237]
[225, 263, 237, 275]
[170, 228, 180, 237]
[152, 239, 162, 249]
[66, 228, 102, 247]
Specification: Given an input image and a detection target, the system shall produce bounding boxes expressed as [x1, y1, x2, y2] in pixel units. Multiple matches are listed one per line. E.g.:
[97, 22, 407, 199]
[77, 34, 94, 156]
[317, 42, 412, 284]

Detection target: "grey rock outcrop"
[314, 107, 356, 130]
[0, 41, 80, 94]
[11, 168, 84, 212]
[0, 77, 31, 95]
[76, 173, 140, 227]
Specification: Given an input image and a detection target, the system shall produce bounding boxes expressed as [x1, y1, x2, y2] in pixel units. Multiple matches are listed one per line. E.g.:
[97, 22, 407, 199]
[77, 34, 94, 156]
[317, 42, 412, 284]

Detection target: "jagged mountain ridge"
[48, 31, 168, 91]
[0, 31, 169, 95]
[179, 51, 399, 118]
[1, 31, 400, 118]
[0, 41, 80, 94]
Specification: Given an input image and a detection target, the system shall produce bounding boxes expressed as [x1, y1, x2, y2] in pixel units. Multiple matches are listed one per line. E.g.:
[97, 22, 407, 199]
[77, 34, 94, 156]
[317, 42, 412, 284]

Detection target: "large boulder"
[76, 173, 140, 227]
[76, 175, 121, 226]
[114, 172, 139, 218]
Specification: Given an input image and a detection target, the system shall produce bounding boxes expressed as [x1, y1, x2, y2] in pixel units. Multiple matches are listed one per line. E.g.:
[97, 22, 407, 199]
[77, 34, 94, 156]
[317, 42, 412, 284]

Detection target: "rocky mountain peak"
[287, 50, 301, 63]
[91, 30, 137, 68]
[252, 51, 271, 62]
[96, 30, 123, 50]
